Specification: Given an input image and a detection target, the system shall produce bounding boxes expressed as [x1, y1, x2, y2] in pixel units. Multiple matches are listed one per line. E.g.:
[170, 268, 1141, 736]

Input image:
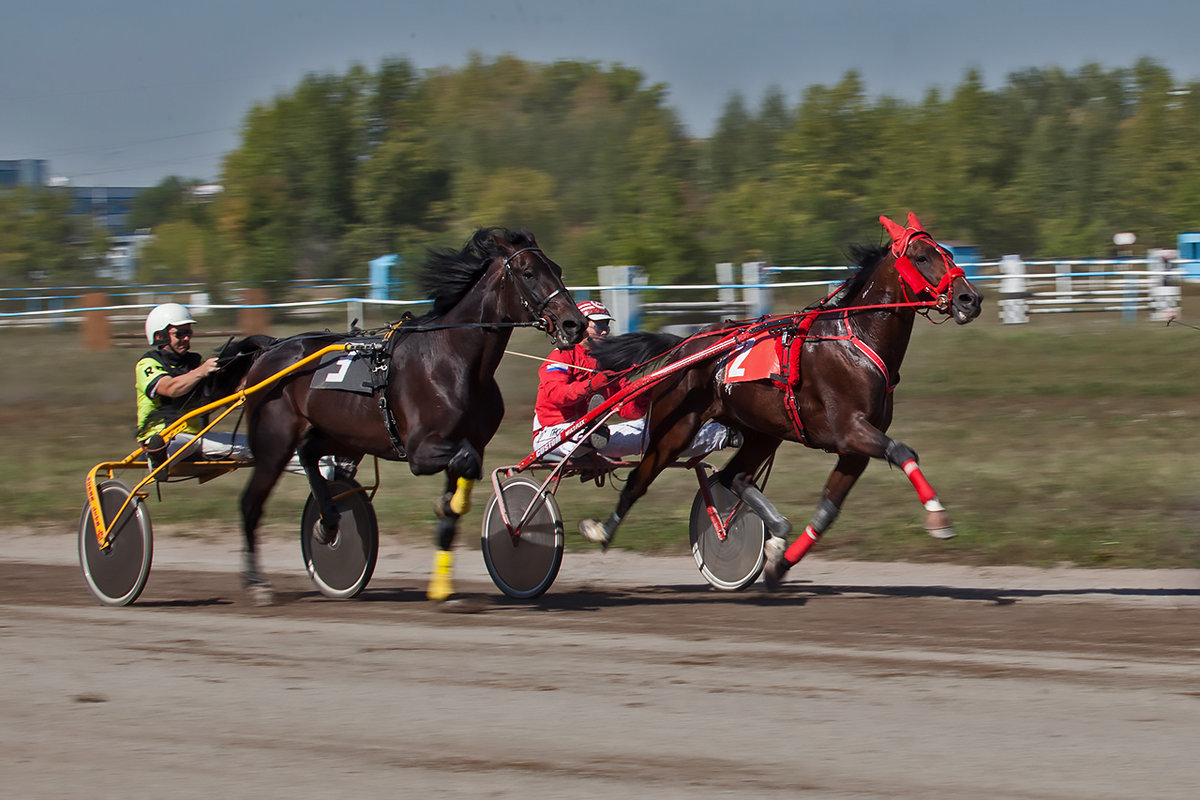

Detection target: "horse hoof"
[762, 536, 788, 590]
[245, 582, 274, 606]
[923, 509, 956, 540]
[578, 518, 612, 550]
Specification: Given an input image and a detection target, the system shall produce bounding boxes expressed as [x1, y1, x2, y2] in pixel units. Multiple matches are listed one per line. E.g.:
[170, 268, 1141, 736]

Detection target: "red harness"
[770, 229, 963, 445]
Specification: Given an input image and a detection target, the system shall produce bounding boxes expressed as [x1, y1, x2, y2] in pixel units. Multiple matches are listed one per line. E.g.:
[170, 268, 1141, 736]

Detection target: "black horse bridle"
[502, 246, 566, 332]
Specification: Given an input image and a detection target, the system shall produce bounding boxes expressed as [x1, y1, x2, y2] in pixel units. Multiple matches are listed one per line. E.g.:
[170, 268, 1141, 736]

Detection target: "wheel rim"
[689, 476, 766, 591]
[301, 478, 378, 598]
[482, 476, 563, 599]
[78, 480, 153, 606]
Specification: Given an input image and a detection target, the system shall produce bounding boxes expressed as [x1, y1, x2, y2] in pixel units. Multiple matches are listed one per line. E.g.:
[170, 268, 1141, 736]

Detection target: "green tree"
[0, 186, 109, 285]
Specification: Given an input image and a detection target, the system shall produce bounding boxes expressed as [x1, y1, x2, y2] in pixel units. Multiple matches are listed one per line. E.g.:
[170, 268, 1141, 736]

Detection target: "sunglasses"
[170, 327, 193, 339]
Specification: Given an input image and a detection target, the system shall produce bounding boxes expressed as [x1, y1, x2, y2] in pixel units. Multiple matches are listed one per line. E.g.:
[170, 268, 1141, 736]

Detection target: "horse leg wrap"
[449, 477, 475, 516]
[427, 549, 454, 602]
[783, 498, 839, 565]
[886, 441, 937, 504]
[731, 474, 792, 537]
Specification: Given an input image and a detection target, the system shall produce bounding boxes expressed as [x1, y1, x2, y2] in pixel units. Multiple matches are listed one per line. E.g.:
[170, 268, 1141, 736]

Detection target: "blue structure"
[943, 242, 982, 279]
[368, 254, 399, 300]
[1177, 233, 1200, 280]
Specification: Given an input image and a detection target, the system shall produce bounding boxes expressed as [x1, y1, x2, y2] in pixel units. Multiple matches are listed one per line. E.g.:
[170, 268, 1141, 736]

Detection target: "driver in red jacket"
[533, 300, 735, 459]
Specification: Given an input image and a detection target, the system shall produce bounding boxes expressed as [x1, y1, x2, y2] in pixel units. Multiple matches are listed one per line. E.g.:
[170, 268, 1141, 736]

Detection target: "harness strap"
[372, 322, 409, 460]
[775, 311, 819, 445]
[842, 309, 898, 394]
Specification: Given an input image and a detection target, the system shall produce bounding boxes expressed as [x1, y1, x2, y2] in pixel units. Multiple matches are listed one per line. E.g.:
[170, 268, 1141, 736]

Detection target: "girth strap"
[366, 330, 408, 461]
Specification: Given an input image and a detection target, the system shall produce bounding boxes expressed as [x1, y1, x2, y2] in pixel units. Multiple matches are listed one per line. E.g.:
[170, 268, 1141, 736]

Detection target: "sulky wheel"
[301, 477, 379, 599]
[689, 474, 767, 591]
[482, 475, 564, 599]
[79, 479, 154, 606]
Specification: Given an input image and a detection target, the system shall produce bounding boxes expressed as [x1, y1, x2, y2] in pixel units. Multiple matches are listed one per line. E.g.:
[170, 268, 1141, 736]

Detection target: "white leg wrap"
[923, 498, 945, 513]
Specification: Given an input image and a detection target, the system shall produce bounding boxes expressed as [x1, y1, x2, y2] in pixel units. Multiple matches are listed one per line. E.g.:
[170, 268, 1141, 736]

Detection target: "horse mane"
[822, 243, 889, 309]
[591, 331, 684, 373]
[200, 334, 277, 402]
[418, 227, 537, 317]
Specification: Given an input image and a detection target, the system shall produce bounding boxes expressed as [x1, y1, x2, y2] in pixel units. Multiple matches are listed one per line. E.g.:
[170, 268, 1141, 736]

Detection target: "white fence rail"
[3, 255, 1197, 335]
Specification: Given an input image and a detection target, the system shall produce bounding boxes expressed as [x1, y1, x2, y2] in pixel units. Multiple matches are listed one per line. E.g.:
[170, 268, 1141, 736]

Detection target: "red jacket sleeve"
[538, 359, 593, 408]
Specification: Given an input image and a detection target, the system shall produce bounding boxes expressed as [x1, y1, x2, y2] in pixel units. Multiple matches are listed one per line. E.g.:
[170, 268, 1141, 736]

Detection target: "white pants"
[534, 419, 731, 461]
[165, 432, 338, 477]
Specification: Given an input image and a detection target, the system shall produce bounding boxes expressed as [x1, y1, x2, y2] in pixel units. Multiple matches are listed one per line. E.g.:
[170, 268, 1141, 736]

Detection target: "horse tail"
[591, 332, 683, 372]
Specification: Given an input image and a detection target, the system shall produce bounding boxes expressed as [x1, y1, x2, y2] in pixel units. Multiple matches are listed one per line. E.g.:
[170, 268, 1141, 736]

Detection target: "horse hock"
[731, 474, 792, 537]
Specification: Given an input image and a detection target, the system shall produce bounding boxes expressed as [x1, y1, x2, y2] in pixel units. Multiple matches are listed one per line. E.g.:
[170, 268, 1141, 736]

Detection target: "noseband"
[502, 247, 566, 332]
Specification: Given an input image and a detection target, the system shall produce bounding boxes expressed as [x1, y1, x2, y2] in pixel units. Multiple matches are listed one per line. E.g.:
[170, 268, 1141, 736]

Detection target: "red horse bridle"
[880, 213, 965, 313]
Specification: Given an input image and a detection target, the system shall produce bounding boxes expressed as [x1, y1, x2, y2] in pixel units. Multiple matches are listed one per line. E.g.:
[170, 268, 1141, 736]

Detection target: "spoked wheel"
[689, 474, 767, 591]
[79, 479, 154, 606]
[301, 477, 378, 599]
[482, 475, 564, 599]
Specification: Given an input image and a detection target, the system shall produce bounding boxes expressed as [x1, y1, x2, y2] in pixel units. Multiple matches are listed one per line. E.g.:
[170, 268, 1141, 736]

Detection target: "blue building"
[71, 185, 143, 235]
[0, 159, 48, 188]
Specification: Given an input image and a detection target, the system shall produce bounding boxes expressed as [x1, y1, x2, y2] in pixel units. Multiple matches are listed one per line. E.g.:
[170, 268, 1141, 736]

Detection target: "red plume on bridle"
[879, 213, 926, 258]
[878, 213, 964, 305]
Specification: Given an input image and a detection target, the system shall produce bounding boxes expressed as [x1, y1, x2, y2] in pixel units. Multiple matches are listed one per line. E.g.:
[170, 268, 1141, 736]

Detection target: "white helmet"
[145, 303, 196, 345]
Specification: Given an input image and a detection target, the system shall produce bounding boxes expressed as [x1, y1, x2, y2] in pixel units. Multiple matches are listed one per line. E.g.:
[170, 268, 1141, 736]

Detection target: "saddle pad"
[312, 348, 376, 394]
[722, 335, 780, 384]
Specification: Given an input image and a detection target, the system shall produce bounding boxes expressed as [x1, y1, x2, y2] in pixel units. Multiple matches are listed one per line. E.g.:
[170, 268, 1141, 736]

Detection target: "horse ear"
[906, 212, 924, 231]
[879, 215, 907, 243]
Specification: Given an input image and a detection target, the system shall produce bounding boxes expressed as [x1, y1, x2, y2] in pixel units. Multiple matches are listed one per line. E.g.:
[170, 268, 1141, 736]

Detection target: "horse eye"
[523, 268, 535, 279]
[916, 254, 929, 264]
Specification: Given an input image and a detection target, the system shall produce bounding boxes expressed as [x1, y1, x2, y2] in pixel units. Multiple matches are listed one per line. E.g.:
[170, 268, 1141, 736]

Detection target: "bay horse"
[238, 228, 585, 602]
[584, 214, 983, 588]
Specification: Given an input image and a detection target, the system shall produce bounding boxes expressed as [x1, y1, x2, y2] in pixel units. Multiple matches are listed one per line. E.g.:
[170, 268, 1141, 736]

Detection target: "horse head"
[880, 214, 983, 324]
[489, 229, 586, 349]
[207, 334, 276, 398]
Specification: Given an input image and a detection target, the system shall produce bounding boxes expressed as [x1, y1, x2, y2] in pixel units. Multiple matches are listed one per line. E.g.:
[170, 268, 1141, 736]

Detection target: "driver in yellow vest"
[136, 303, 219, 445]
[136, 303, 348, 478]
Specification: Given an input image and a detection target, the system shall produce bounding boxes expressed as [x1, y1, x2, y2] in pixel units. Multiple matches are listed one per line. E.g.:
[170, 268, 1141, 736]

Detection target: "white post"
[189, 292, 210, 316]
[1056, 261, 1073, 298]
[1147, 249, 1181, 322]
[999, 255, 1028, 324]
[597, 265, 646, 335]
[347, 299, 364, 331]
[715, 262, 736, 312]
[742, 261, 770, 317]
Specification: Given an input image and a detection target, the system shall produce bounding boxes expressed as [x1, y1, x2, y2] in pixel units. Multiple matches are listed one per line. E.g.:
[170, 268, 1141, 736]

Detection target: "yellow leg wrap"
[449, 477, 475, 516]
[426, 549, 454, 601]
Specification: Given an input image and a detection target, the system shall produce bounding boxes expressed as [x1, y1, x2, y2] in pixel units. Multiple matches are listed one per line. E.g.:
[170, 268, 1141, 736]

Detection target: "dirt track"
[3, 528, 1198, 799]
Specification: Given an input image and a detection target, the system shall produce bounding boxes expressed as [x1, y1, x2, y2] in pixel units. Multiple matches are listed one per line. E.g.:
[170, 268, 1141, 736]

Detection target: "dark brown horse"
[584, 214, 983, 588]
[238, 228, 585, 602]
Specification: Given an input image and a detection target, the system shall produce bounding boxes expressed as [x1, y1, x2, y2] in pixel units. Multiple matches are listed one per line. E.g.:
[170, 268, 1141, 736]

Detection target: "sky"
[5, 0, 1200, 188]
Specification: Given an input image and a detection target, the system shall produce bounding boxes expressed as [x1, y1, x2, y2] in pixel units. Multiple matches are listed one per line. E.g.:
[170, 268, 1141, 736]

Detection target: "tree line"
[4, 55, 1199, 294]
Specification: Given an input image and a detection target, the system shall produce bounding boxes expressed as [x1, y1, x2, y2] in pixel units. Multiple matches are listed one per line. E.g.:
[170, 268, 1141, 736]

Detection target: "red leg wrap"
[901, 459, 937, 504]
[784, 525, 821, 564]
